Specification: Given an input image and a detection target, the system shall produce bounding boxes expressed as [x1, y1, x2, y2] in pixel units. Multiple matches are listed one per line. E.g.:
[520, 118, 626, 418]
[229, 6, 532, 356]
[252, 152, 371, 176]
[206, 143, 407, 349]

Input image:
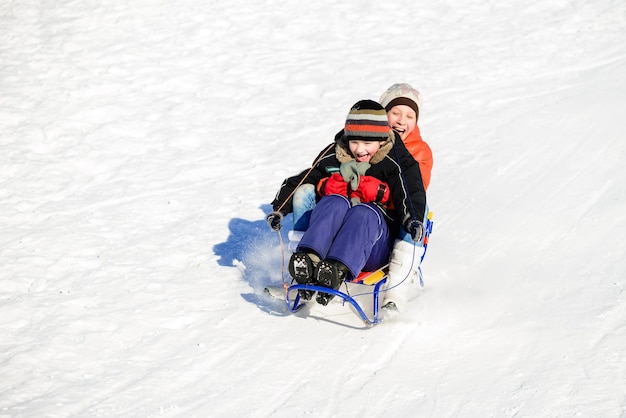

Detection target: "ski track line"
[320, 321, 419, 415]
[73, 331, 251, 416]
[437, 51, 623, 225]
[0, 181, 208, 249]
[587, 294, 626, 355]
[513, 144, 613, 241]
[254, 359, 322, 417]
[472, 112, 610, 263]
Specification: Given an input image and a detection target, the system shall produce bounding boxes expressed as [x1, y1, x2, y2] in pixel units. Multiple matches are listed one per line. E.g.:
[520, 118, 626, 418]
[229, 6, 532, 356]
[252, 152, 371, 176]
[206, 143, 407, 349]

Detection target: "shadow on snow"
[213, 204, 293, 316]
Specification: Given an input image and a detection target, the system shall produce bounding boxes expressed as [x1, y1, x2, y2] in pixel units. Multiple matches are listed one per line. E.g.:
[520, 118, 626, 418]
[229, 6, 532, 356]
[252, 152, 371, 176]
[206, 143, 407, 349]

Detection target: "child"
[267, 100, 426, 305]
[379, 83, 433, 190]
[378, 83, 434, 311]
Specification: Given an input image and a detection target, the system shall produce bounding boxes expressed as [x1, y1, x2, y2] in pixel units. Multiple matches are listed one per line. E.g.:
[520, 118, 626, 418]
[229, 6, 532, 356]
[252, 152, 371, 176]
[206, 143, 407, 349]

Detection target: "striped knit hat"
[344, 100, 390, 142]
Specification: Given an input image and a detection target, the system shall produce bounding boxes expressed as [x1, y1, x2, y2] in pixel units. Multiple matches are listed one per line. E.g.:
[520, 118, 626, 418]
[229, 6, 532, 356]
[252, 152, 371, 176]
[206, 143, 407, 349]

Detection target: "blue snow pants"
[297, 194, 393, 279]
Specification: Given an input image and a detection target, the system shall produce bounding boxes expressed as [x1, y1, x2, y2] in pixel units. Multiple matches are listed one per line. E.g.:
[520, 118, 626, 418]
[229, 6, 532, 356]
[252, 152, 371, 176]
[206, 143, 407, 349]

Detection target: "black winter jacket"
[271, 130, 427, 232]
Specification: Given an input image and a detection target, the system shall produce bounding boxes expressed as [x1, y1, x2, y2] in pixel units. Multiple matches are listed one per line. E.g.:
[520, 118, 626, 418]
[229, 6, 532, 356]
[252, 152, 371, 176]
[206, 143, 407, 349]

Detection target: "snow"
[1, 0, 625, 416]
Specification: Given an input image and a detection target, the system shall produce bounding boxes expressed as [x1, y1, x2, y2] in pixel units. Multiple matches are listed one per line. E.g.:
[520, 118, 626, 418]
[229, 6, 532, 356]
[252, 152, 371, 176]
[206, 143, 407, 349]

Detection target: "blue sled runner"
[267, 265, 390, 326]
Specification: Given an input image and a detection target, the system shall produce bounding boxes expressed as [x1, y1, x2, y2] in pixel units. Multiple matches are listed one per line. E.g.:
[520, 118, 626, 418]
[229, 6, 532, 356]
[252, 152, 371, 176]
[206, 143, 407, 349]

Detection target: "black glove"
[266, 211, 284, 231]
[404, 219, 425, 242]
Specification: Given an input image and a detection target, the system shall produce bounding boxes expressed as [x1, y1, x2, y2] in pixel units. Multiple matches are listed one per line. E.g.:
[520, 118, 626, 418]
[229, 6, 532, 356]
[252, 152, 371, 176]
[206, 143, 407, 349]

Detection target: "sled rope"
[389, 142, 428, 288]
[272, 143, 335, 294]
[276, 230, 290, 293]
[273, 143, 334, 215]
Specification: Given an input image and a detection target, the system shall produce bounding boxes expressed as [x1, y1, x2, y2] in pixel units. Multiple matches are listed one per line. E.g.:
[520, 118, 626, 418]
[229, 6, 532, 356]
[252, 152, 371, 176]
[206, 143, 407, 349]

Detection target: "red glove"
[351, 176, 390, 205]
[319, 173, 348, 197]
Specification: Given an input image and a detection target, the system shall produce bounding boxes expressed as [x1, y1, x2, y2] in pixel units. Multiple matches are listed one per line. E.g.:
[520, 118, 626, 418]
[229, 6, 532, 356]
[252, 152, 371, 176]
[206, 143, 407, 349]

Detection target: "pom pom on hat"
[344, 99, 390, 142]
[379, 83, 423, 120]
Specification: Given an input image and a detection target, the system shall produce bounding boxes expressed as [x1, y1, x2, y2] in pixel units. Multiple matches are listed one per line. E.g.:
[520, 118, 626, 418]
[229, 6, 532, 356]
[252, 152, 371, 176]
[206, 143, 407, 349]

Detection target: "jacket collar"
[335, 129, 395, 164]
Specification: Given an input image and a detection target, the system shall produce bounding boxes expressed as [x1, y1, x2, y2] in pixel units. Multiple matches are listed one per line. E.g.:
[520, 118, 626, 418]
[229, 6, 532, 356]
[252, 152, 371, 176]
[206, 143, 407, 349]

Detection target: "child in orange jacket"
[378, 83, 433, 311]
[379, 83, 433, 191]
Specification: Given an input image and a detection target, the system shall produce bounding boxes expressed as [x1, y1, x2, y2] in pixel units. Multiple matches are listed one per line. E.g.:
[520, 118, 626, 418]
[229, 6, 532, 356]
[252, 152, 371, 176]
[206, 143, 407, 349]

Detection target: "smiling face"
[348, 140, 381, 163]
[387, 104, 417, 140]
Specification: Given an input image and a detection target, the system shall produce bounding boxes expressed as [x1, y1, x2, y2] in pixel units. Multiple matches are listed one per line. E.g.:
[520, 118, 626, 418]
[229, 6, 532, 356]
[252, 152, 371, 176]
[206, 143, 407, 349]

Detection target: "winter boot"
[315, 260, 348, 306]
[288, 252, 320, 301]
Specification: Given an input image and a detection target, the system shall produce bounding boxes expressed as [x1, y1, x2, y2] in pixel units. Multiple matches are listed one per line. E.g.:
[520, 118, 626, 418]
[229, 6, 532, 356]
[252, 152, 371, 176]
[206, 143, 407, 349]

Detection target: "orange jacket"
[403, 124, 433, 190]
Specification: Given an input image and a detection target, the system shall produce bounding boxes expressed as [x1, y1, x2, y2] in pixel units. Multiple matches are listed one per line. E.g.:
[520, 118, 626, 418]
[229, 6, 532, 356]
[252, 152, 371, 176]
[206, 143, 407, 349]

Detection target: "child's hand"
[320, 173, 348, 196]
[266, 212, 284, 231]
[404, 219, 425, 242]
[352, 176, 390, 205]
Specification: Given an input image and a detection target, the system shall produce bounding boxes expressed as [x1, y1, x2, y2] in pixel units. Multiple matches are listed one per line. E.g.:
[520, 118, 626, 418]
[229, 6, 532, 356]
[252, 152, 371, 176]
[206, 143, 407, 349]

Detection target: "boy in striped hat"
[267, 100, 427, 305]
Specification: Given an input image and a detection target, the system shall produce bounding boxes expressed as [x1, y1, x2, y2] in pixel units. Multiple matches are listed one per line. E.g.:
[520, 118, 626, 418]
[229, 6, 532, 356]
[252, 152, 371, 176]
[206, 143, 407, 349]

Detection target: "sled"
[285, 265, 390, 326]
[270, 210, 434, 327]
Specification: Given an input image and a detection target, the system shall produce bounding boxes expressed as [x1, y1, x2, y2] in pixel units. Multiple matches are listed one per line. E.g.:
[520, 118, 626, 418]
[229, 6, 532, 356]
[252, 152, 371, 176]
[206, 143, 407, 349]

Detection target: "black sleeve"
[270, 143, 336, 214]
[388, 139, 427, 224]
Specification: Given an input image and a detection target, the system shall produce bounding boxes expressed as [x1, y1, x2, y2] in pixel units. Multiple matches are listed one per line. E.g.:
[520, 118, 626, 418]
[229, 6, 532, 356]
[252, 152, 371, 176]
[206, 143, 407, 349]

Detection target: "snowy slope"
[1, 0, 625, 416]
